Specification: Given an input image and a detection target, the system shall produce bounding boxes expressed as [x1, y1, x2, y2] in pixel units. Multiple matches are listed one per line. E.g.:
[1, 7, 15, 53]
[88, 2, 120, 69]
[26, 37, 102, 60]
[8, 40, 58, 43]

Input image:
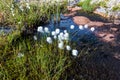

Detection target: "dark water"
[41, 14, 98, 44]
[0, 13, 98, 45]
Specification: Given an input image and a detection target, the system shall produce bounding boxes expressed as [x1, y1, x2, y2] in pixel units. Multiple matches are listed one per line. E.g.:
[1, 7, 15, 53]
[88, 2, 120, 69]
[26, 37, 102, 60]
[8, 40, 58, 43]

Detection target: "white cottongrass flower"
[37, 26, 44, 33]
[64, 30, 67, 33]
[26, 3, 29, 6]
[58, 35, 63, 42]
[90, 27, 95, 32]
[55, 28, 60, 34]
[51, 31, 56, 36]
[19, 5, 24, 11]
[18, 53, 24, 58]
[33, 35, 37, 40]
[58, 41, 64, 49]
[72, 49, 78, 56]
[70, 25, 75, 29]
[66, 45, 71, 51]
[59, 32, 65, 40]
[10, 8, 13, 11]
[12, 13, 15, 16]
[60, 32, 64, 36]
[84, 24, 88, 29]
[26, 3, 30, 9]
[44, 27, 49, 33]
[79, 25, 84, 30]
[53, 35, 57, 39]
[27, 6, 30, 9]
[11, 10, 14, 16]
[64, 32, 69, 40]
[46, 37, 52, 44]
[18, 21, 21, 24]
[58, 32, 65, 41]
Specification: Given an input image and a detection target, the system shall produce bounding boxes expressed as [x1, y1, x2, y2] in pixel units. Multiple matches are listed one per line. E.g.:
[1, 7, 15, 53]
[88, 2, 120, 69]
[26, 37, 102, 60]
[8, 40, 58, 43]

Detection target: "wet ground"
[41, 12, 120, 80]
[0, 9, 120, 79]
[41, 14, 98, 44]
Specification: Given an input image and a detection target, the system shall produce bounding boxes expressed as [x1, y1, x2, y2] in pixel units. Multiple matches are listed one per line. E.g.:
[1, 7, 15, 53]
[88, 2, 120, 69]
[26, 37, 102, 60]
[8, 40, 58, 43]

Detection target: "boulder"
[88, 22, 104, 27]
[73, 16, 90, 25]
[110, 28, 119, 32]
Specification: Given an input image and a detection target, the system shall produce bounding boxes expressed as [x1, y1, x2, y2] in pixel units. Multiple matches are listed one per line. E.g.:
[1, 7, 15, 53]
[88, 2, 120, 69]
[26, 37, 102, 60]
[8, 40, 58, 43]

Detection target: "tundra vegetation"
[0, 0, 120, 80]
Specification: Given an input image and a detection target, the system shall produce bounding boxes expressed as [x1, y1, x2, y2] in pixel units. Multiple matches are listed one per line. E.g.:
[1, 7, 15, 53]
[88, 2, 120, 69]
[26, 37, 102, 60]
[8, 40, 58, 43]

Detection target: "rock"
[72, 15, 114, 27]
[96, 32, 107, 38]
[114, 20, 120, 25]
[96, 32, 115, 42]
[64, 12, 77, 17]
[73, 16, 105, 27]
[114, 53, 120, 60]
[67, 6, 82, 12]
[68, 0, 80, 6]
[114, 12, 120, 19]
[102, 33, 115, 42]
[67, 6, 72, 11]
[93, 10, 108, 18]
[71, 6, 82, 12]
[73, 16, 90, 25]
[110, 28, 119, 32]
[88, 22, 104, 27]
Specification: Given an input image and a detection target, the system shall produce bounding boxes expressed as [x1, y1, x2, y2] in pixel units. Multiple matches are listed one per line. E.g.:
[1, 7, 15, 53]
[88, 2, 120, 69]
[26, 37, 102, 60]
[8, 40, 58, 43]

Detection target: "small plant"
[112, 4, 120, 11]
[77, 0, 98, 12]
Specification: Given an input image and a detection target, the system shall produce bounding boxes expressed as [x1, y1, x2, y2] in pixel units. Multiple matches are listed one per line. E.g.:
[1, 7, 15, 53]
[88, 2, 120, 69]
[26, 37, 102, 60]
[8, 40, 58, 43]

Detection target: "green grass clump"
[0, 36, 71, 80]
[77, 0, 98, 12]
[0, 1, 71, 79]
[0, 0, 67, 47]
[112, 4, 120, 11]
[0, 0, 67, 28]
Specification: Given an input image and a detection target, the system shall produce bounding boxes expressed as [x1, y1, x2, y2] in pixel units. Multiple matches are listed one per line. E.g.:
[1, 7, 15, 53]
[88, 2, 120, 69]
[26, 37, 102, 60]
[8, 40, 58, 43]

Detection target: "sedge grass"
[0, 35, 71, 80]
[0, 0, 68, 47]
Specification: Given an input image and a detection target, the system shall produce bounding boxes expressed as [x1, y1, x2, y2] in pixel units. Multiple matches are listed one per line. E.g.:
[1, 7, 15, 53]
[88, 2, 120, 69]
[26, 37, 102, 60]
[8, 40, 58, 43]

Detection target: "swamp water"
[1, 11, 120, 80]
[35, 14, 99, 45]
[46, 14, 120, 80]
